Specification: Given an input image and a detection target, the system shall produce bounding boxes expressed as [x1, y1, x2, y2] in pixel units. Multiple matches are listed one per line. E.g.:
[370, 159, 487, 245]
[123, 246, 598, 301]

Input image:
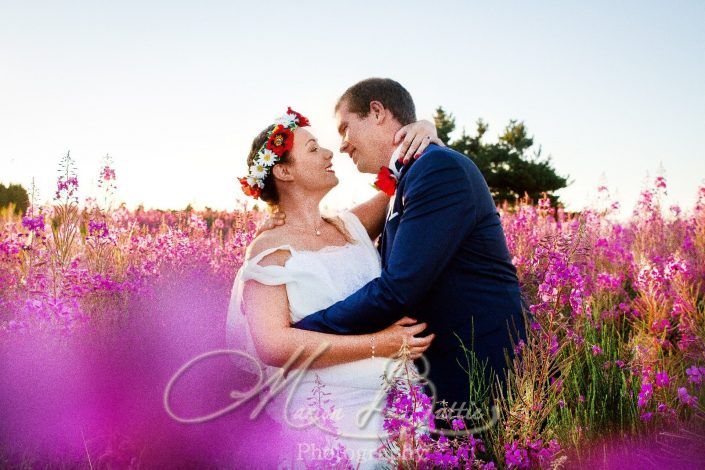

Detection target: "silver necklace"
[289, 217, 324, 236]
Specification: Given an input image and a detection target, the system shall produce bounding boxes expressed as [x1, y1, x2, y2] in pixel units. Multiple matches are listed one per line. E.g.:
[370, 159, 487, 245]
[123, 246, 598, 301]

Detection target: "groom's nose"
[339, 139, 350, 154]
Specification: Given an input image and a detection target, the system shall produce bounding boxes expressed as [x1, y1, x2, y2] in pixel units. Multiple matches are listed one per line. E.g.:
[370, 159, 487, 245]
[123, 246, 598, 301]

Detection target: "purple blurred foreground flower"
[686, 365, 705, 385]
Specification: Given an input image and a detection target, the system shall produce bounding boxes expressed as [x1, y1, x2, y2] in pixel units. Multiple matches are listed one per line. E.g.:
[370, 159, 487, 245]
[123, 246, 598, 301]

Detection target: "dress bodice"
[238, 210, 382, 323]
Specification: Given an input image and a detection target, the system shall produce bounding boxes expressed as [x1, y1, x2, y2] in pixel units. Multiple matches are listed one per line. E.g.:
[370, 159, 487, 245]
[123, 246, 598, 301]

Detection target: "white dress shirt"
[388, 145, 403, 178]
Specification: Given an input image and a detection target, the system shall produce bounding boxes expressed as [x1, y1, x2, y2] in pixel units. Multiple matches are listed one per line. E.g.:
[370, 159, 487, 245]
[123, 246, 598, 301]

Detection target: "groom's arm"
[293, 151, 477, 334]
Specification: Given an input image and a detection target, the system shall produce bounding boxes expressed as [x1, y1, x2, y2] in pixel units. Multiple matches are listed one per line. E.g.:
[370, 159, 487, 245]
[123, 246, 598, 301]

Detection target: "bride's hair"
[247, 125, 288, 206]
[247, 125, 355, 244]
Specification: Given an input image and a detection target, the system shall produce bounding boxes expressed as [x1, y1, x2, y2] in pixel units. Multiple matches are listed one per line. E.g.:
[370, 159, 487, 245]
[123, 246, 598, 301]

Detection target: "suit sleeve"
[292, 151, 477, 334]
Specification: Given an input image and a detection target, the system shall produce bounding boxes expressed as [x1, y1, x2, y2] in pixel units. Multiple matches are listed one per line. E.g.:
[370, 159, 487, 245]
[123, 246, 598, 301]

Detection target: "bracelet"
[370, 335, 376, 359]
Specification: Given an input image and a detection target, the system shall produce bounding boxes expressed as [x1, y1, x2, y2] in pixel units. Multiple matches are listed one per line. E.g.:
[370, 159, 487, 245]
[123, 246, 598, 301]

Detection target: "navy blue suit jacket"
[293, 144, 526, 409]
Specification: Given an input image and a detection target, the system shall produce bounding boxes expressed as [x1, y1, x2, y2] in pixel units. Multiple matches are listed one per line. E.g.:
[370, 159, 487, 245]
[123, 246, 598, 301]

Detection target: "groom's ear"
[369, 101, 387, 125]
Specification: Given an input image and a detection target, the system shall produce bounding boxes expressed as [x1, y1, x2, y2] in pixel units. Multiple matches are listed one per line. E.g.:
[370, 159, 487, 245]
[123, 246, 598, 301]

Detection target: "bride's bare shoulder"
[245, 228, 293, 267]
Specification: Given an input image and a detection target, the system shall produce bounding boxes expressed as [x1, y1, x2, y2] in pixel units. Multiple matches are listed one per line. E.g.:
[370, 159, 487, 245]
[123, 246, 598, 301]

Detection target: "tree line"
[2, 116, 569, 216]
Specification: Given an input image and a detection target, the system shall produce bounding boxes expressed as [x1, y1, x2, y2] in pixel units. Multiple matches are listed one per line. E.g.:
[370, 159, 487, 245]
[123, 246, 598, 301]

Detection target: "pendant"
[315, 230, 321, 236]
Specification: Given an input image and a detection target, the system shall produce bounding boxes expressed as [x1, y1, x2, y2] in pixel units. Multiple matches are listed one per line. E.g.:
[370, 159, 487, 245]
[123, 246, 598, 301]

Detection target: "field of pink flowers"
[1, 157, 704, 469]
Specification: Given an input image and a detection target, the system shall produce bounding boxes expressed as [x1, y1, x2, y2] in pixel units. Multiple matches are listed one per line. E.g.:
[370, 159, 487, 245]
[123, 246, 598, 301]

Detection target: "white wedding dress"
[226, 211, 408, 469]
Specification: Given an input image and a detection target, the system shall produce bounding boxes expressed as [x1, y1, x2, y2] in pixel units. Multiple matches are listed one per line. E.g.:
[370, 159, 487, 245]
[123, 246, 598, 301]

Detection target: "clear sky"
[1, 0, 704, 215]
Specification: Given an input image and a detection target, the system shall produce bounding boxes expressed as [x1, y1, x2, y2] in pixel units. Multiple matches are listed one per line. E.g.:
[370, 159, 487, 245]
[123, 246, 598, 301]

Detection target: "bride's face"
[279, 127, 338, 194]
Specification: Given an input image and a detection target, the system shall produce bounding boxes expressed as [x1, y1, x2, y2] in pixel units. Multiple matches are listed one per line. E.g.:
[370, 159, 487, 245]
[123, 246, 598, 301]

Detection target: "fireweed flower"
[379, 361, 499, 468]
[677, 387, 698, 407]
[651, 319, 670, 334]
[88, 219, 109, 238]
[451, 418, 465, 431]
[504, 438, 562, 469]
[686, 366, 705, 385]
[504, 441, 529, 469]
[21, 215, 45, 234]
[100, 165, 116, 181]
[655, 371, 670, 388]
[549, 335, 559, 356]
[566, 329, 585, 347]
[638, 383, 653, 408]
[55, 175, 79, 201]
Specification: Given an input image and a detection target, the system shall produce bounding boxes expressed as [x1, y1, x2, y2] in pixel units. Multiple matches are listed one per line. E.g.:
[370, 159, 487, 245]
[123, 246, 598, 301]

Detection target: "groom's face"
[335, 101, 384, 174]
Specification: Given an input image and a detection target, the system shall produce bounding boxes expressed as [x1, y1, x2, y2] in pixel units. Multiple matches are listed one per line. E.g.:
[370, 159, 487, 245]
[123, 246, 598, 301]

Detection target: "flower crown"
[238, 107, 311, 199]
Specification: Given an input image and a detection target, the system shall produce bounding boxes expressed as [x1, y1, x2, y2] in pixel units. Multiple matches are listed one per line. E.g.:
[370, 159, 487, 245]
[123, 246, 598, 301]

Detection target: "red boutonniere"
[373, 167, 397, 196]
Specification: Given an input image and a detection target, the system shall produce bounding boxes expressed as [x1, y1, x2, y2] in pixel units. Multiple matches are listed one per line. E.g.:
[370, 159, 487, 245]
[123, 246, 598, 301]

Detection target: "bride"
[226, 108, 439, 468]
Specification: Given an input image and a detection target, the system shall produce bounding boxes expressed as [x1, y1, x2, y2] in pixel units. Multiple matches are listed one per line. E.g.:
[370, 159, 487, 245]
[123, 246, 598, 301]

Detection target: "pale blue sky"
[1, 1, 703, 214]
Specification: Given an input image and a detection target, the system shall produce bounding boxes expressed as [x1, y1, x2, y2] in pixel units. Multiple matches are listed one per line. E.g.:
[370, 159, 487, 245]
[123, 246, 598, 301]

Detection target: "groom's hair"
[336, 78, 416, 125]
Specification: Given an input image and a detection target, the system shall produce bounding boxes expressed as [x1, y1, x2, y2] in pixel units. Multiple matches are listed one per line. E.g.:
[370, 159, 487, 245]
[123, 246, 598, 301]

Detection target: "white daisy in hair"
[273, 112, 297, 127]
[258, 149, 279, 166]
[245, 176, 259, 187]
[250, 163, 267, 179]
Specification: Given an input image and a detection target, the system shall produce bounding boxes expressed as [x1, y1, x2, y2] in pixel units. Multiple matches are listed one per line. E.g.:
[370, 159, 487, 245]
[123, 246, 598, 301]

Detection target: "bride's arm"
[349, 192, 390, 241]
[242, 249, 434, 370]
[351, 119, 443, 239]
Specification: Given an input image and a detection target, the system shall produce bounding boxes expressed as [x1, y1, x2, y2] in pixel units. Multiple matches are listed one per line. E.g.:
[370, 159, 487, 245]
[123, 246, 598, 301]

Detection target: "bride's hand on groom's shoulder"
[255, 211, 286, 236]
[375, 316, 435, 360]
[394, 119, 446, 164]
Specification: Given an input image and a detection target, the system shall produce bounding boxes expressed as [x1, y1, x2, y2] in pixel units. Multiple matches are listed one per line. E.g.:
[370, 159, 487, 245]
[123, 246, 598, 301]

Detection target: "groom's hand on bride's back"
[376, 316, 435, 360]
[255, 212, 286, 236]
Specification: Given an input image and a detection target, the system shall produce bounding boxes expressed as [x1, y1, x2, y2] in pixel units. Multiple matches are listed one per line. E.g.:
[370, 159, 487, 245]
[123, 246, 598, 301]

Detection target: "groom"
[294, 78, 526, 427]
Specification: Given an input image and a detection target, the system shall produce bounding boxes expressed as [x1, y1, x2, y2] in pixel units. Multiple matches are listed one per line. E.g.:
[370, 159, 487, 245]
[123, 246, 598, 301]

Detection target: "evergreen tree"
[0, 183, 30, 215]
[434, 107, 569, 204]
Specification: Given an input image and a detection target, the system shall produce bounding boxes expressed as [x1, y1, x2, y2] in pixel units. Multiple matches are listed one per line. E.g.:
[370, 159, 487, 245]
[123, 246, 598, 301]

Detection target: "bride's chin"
[320, 179, 338, 196]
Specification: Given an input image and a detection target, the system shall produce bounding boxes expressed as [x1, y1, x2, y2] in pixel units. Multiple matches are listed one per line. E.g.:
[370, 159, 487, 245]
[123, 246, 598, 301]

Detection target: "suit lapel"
[378, 151, 427, 266]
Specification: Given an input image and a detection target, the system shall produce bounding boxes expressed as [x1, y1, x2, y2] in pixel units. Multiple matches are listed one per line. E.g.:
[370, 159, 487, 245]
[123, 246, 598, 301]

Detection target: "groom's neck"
[369, 128, 401, 173]
[369, 152, 391, 173]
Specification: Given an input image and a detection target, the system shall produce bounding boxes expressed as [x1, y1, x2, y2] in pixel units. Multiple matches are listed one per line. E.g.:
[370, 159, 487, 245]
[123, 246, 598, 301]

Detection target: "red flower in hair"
[287, 107, 310, 127]
[373, 166, 397, 196]
[266, 125, 294, 156]
[238, 177, 261, 199]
